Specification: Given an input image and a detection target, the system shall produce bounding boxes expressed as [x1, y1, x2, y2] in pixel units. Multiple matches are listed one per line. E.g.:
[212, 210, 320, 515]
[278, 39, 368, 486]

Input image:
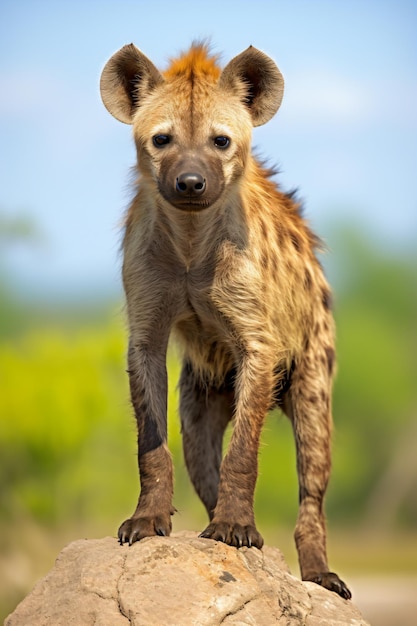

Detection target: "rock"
[5, 531, 369, 625]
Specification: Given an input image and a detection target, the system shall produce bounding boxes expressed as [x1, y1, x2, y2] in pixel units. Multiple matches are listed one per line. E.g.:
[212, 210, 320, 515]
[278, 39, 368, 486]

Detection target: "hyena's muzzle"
[158, 153, 225, 211]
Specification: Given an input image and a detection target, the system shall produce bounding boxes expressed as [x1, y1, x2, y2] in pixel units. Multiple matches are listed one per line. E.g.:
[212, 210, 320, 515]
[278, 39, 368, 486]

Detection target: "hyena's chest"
[171, 258, 275, 378]
[171, 268, 242, 376]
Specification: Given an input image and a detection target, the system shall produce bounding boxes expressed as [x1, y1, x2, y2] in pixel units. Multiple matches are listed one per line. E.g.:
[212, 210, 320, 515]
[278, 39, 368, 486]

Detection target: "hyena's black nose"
[176, 172, 206, 195]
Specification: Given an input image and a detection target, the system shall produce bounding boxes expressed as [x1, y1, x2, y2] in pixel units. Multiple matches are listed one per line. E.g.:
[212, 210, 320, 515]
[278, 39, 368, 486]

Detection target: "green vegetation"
[1, 222, 416, 619]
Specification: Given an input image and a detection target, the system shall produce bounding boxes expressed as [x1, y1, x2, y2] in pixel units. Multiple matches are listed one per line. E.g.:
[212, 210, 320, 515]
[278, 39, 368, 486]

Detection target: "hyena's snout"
[176, 171, 206, 196]
[159, 155, 224, 211]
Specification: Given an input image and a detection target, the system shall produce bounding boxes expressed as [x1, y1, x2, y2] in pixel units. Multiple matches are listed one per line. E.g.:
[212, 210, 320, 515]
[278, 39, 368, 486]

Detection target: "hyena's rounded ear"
[100, 44, 163, 124]
[219, 46, 284, 127]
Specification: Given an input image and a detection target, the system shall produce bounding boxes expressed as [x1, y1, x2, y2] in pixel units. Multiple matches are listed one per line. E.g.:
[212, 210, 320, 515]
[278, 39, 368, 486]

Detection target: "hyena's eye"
[152, 134, 171, 147]
[214, 136, 230, 149]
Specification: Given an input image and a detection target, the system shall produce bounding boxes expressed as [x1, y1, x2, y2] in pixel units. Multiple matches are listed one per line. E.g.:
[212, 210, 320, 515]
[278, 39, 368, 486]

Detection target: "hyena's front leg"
[200, 355, 273, 549]
[286, 343, 351, 599]
[118, 339, 174, 545]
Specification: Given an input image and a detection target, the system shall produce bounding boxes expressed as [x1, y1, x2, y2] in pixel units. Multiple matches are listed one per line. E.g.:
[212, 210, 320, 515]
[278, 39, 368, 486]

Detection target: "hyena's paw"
[306, 572, 352, 600]
[199, 521, 264, 549]
[118, 515, 172, 546]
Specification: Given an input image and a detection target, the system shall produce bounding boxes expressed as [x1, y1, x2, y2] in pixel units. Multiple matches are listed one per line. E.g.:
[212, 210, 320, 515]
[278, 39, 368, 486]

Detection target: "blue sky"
[1, 0, 416, 297]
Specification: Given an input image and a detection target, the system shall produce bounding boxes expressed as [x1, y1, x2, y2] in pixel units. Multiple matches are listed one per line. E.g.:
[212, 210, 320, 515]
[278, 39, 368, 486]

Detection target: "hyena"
[100, 42, 351, 599]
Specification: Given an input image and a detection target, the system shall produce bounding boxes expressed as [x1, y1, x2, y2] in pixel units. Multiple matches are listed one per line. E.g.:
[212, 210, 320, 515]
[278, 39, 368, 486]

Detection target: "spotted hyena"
[100, 42, 351, 599]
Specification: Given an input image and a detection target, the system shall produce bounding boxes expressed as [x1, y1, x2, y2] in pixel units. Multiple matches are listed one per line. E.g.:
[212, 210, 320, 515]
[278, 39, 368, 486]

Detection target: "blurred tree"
[364, 418, 417, 529]
[326, 226, 417, 528]
[0, 211, 40, 337]
[0, 212, 39, 244]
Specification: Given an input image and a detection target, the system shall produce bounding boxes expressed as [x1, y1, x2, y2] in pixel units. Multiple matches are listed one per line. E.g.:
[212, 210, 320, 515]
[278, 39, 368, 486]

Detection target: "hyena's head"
[100, 43, 284, 211]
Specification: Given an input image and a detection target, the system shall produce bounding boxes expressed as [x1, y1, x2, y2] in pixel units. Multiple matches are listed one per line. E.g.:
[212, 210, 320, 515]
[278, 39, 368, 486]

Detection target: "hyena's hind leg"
[283, 345, 351, 600]
[179, 361, 234, 519]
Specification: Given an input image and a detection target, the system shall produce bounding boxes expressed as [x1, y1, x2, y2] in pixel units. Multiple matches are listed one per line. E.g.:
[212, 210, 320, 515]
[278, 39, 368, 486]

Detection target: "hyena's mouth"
[159, 189, 220, 211]
[171, 199, 213, 211]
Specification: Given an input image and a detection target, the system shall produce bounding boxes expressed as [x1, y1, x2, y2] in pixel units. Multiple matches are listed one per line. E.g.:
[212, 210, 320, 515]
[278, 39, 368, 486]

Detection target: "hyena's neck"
[155, 195, 245, 271]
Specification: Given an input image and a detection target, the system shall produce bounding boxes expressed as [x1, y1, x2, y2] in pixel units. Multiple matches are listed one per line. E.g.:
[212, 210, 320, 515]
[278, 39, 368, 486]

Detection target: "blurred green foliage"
[0, 225, 416, 536]
[328, 229, 417, 528]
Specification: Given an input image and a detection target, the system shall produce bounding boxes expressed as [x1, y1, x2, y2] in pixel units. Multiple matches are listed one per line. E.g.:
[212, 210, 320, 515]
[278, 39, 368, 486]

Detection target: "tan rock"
[5, 532, 369, 625]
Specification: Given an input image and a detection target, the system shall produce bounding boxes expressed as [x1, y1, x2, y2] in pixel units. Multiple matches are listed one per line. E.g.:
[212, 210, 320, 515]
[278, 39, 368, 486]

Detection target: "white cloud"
[280, 70, 373, 127]
[0, 69, 116, 158]
[277, 68, 417, 133]
[0, 71, 57, 116]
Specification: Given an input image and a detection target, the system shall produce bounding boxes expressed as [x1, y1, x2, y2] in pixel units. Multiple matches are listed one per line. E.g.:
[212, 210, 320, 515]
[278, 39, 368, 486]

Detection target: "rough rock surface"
[6, 531, 369, 625]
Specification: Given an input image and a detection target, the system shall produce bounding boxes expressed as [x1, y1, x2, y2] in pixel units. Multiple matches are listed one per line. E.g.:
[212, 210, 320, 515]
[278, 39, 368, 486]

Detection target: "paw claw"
[118, 515, 171, 545]
[307, 571, 352, 600]
[200, 521, 263, 549]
